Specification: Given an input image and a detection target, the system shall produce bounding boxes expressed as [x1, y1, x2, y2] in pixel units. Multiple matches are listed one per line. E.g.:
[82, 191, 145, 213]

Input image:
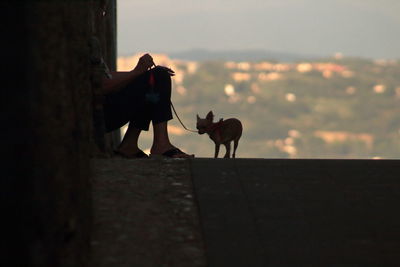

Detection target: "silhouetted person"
[102, 53, 193, 158]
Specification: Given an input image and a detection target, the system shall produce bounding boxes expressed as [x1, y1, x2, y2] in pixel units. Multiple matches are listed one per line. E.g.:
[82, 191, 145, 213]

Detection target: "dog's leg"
[223, 142, 231, 158]
[233, 138, 239, 158]
[214, 143, 220, 158]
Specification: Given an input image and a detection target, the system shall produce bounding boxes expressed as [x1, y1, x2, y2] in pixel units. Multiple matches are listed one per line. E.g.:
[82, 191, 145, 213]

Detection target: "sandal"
[114, 150, 149, 159]
[160, 148, 194, 158]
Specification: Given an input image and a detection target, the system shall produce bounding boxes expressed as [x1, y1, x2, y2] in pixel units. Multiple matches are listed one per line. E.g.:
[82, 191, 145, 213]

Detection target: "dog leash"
[147, 67, 198, 133]
[170, 101, 198, 133]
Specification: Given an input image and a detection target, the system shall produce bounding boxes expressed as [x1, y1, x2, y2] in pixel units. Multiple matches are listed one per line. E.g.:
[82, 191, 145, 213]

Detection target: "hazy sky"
[117, 0, 400, 59]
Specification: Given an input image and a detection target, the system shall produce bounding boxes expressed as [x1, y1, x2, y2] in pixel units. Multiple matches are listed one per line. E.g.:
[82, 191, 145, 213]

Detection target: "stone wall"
[2, 1, 115, 266]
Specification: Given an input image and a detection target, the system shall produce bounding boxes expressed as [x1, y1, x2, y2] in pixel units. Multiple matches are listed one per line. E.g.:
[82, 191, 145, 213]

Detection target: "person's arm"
[102, 53, 155, 94]
[102, 69, 142, 94]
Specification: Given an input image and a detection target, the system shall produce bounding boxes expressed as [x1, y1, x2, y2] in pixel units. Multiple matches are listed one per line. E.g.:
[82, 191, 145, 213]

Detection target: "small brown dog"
[196, 111, 243, 158]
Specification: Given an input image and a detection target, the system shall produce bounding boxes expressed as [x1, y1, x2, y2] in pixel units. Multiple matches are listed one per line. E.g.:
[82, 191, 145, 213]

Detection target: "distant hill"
[168, 49, 320, 62]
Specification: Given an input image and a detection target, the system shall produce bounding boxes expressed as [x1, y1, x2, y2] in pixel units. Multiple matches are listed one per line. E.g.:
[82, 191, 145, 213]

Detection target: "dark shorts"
[103, 67, 173, 132]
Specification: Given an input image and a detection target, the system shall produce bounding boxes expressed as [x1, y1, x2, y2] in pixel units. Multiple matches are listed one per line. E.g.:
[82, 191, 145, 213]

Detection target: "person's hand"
[154, 65, 175, 76]
[133, 53, 155, 74]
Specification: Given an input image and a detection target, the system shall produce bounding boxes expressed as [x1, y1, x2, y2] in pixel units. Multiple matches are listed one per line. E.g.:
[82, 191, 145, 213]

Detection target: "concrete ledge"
[191, 159, 400, 266]
[90, 158, 206, 267]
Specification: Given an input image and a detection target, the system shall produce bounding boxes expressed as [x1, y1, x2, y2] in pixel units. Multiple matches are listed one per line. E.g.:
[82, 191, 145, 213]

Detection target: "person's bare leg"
[150, 121, 193, 158]
[115, 123, 142, 156]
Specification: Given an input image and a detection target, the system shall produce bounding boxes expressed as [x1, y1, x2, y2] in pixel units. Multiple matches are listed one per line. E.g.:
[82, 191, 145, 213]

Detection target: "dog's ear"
[206, 111, 214, 121]
[196, 114, 200, 121]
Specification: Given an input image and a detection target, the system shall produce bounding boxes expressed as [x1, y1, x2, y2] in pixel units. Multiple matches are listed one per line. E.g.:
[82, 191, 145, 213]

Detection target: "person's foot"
[115, 147, 149, 158]
[150, 145, 194, 158]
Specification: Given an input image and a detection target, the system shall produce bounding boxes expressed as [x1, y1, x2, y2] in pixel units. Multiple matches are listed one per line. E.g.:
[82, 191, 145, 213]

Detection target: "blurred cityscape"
[117, 53, 400, 159]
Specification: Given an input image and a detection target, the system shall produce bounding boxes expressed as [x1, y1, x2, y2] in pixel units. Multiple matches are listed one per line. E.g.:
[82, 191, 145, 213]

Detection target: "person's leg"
[150, 121, 172, 154]
[149, 68, 193, 158]
[115, 124, 143, 157]
[103, 72, 151, 157]
[150, 121, 193, 158]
